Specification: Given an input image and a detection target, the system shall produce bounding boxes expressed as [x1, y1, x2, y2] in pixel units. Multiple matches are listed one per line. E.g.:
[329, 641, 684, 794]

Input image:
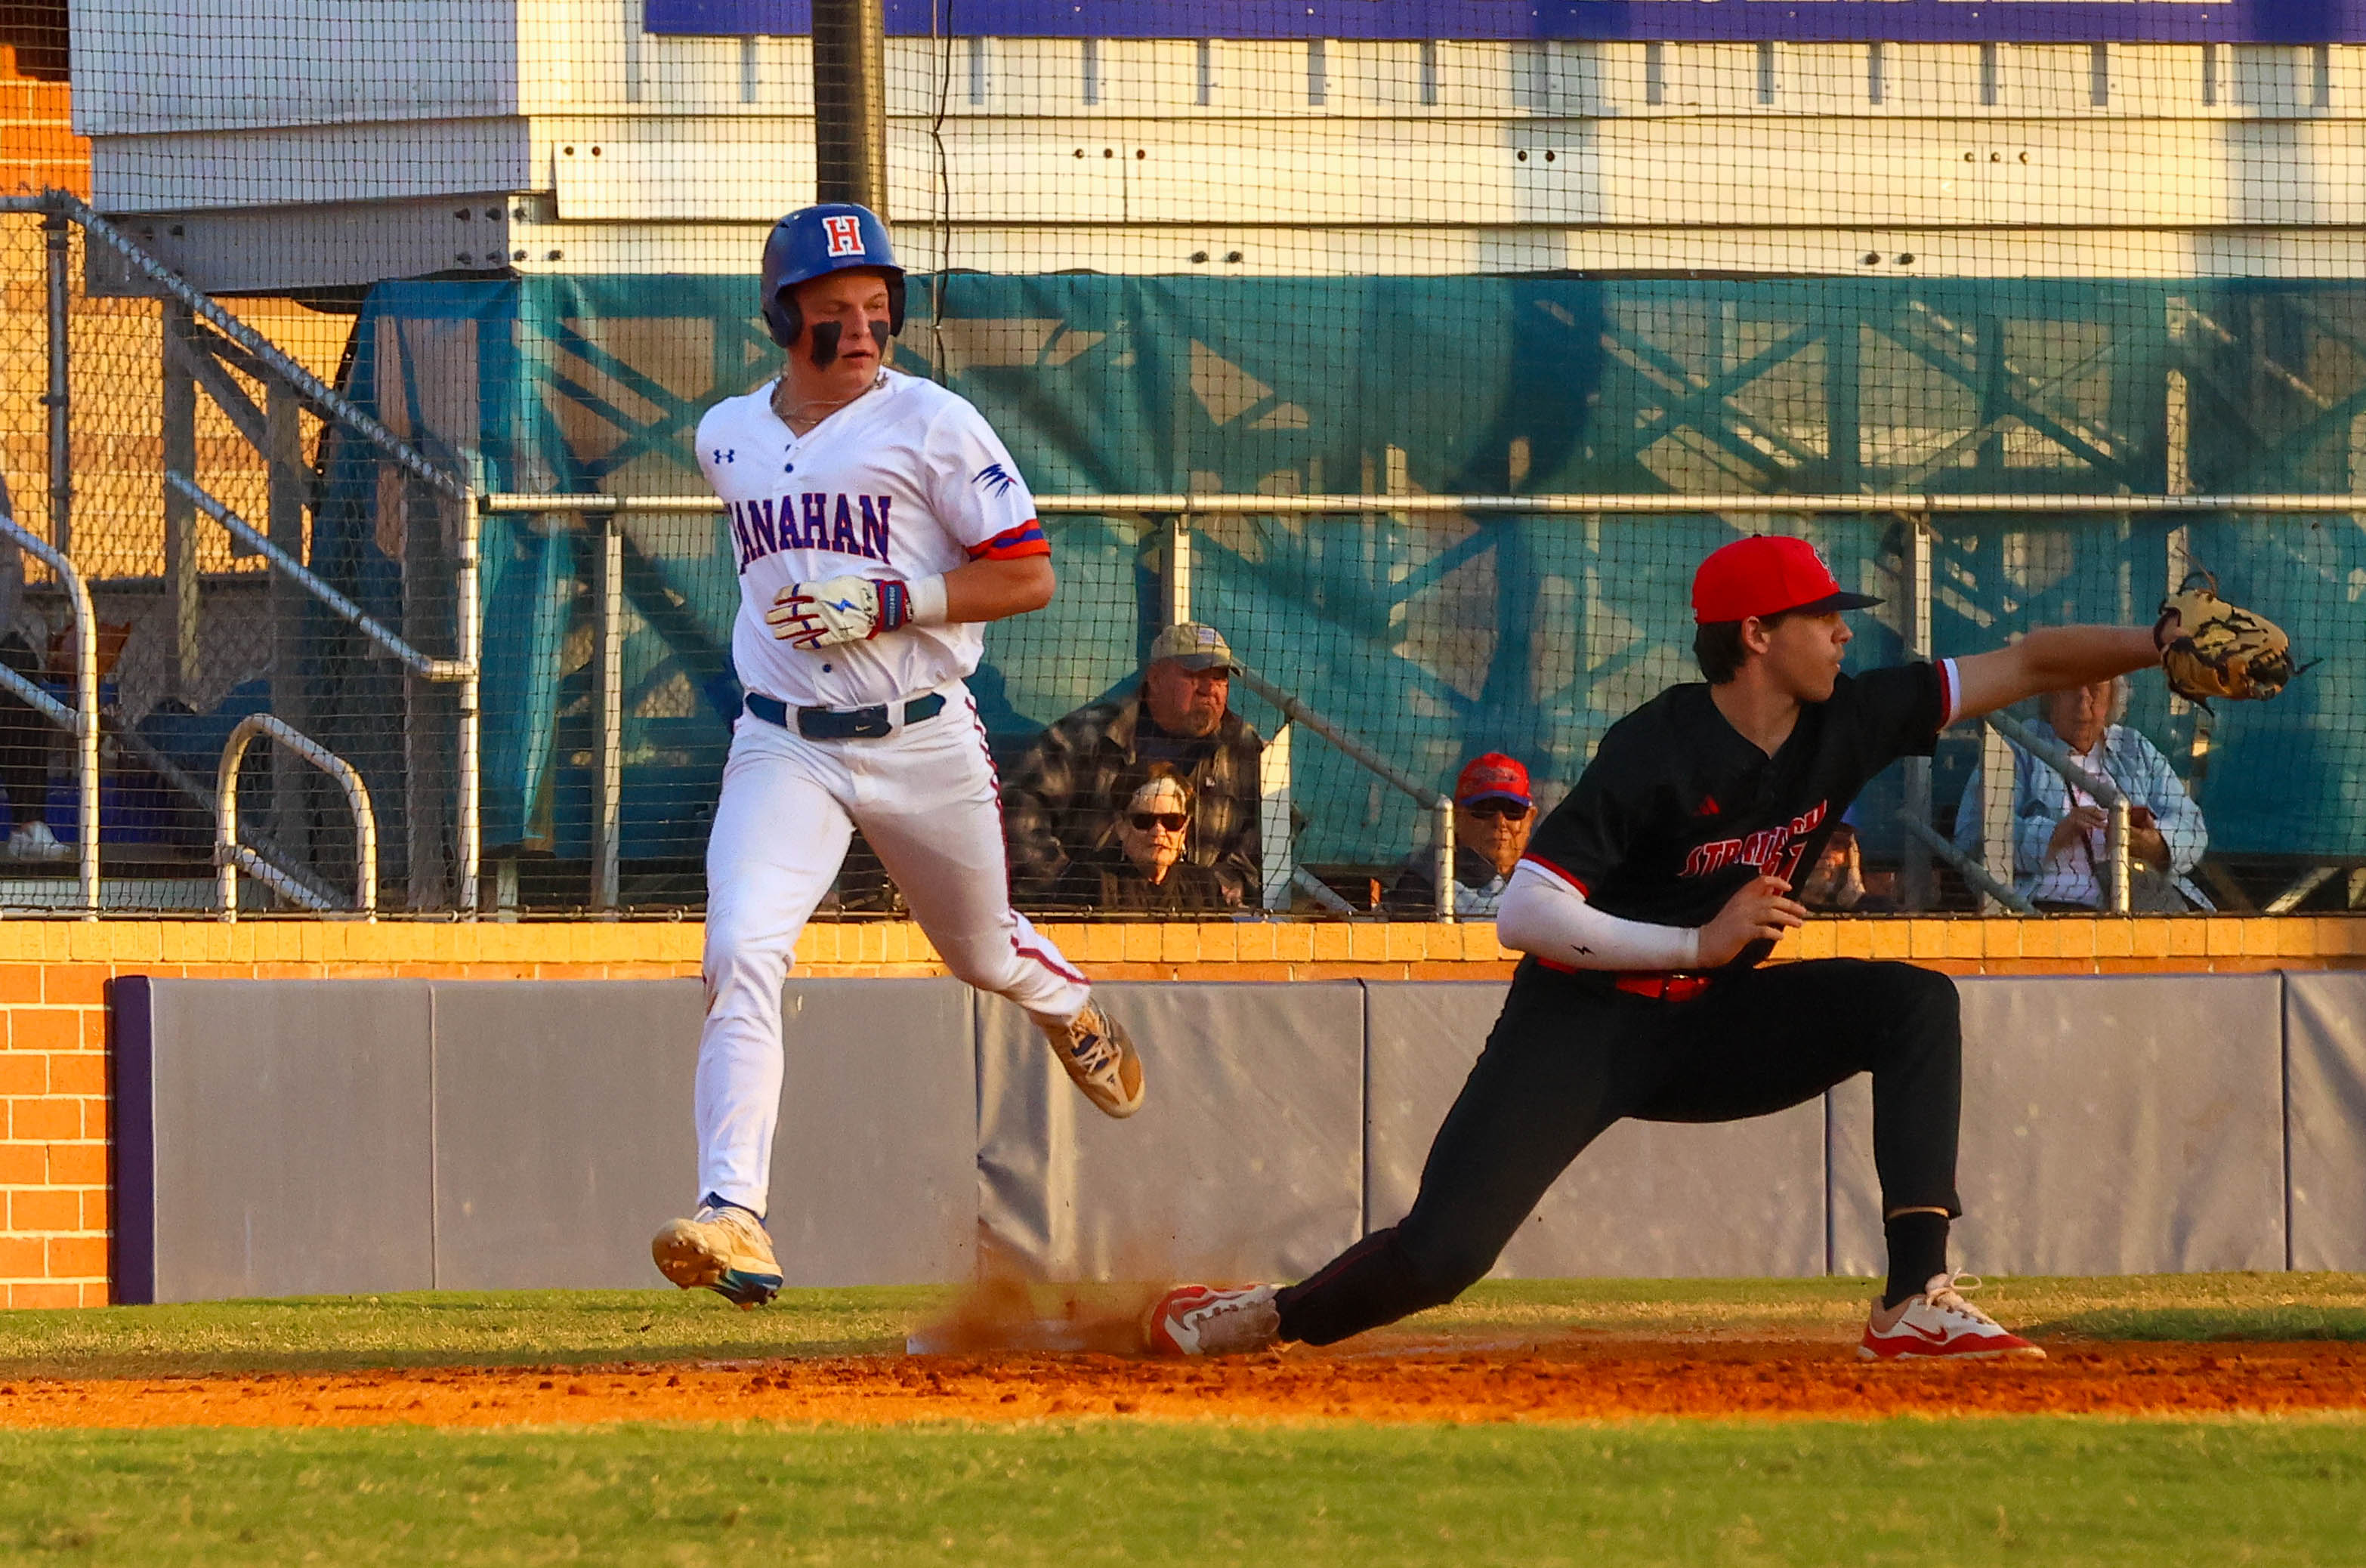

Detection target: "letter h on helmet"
[760, 202, 908, 347]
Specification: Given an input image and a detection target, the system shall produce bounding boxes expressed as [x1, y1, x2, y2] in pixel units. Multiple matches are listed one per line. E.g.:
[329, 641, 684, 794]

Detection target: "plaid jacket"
[1002, 691, 1265, 909]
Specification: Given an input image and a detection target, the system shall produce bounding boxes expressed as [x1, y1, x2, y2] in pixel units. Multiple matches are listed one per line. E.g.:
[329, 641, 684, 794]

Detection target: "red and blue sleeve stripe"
[1517, 854, 1589, 898]
[967, 521, 1051, 562]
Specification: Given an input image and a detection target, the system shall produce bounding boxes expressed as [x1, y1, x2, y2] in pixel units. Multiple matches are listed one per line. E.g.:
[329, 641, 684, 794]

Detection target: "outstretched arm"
[1949, 625, 2159, 724]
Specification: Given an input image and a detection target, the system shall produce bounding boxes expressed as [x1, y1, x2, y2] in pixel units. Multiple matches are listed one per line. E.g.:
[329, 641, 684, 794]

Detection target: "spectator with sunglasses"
[1004, 622, 1264, 908]
[1056, 776, 1231, 915]
[1385, 753, 1537, 918]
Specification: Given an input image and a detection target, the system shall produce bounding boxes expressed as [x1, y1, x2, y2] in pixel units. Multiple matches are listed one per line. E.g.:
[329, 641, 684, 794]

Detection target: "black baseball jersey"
[1522, 661, 1958, 965]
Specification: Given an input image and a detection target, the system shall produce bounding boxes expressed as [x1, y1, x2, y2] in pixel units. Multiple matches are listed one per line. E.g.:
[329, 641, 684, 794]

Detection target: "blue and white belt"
[744, 690, 947, 740]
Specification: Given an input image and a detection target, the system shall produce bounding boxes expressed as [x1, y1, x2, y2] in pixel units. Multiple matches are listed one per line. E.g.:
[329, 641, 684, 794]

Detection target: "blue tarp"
[320, 273, 2366, 869]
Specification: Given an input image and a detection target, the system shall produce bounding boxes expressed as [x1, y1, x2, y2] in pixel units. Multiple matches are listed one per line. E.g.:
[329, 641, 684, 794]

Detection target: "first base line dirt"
[0, 1338, 2361, 1431]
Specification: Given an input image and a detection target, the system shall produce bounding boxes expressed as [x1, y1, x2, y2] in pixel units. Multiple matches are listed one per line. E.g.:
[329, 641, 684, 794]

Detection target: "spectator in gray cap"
[1003, 621, 1265, 908]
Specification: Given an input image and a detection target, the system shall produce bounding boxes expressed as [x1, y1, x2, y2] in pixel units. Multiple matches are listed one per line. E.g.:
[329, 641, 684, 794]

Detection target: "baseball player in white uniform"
[653, 203, 1145, 1308]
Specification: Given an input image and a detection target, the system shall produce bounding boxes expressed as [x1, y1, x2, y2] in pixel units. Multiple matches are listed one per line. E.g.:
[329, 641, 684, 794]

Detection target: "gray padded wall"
[976, 982, 1364, 1281]
[1828, 974, 2286, 1277]
[141, 980, 435, 1303]
[125, 976, 977, 1301]
[2284, 973, 2366, 1271]
[1367, 983, 1828, 1278]
[430, 980, 704, 1289]
[764, 978, 978, 1287]
[115, 970, 2321, 1301]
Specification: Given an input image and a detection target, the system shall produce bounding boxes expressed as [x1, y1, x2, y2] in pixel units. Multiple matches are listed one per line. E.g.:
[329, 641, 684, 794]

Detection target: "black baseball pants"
[1275, 957, 1963, 1347]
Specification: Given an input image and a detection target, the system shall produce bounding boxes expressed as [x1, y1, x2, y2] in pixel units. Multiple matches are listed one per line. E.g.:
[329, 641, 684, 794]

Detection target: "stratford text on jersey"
[1681, 801, 1828, 881]
[728, 492, 894, 572]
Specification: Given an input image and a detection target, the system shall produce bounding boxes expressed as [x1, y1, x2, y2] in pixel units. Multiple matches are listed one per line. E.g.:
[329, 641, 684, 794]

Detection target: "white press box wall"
[65, 1, 2366, 289]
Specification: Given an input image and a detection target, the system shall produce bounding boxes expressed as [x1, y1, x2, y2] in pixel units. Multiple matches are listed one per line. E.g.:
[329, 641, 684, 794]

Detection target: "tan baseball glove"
[2155, 572, 2294, 704]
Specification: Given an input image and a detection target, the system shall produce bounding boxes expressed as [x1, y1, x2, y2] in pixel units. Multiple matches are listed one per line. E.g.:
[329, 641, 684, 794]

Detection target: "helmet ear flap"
[885, 274, 907, 337]
[763, 286, 802, 350]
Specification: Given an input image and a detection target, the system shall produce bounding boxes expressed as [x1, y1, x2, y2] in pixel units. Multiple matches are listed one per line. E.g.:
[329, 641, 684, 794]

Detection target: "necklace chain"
[773, 369, 887, 434]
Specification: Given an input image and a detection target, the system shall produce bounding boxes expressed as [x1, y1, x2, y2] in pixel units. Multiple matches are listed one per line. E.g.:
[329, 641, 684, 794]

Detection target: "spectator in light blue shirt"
[1952, 678, 2210, 912]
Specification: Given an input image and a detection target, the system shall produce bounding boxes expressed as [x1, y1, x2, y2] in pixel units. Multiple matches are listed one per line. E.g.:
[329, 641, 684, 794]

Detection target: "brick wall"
[0, 915, 2357, 1307]
[0, 46, 82, 199]
[0, 51, 349, 583]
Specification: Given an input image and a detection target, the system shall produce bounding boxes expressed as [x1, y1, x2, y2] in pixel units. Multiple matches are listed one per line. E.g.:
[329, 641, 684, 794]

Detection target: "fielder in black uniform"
[1146, 532, 2178, 1361]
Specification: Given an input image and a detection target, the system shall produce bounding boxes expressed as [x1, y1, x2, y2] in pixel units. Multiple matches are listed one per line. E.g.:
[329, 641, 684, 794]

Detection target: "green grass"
[1413, 1273, 2366, 1344]
[1, 1273, 2358, 1380]
[0, 1287, 937, 1379]
[2, 1416, 2363, 1565]
[1, 1280, 2360, 1563]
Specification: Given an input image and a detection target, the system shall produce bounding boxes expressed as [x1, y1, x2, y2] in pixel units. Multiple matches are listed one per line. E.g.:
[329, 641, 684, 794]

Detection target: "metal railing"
[216, 715, 378, 921]
[479, 486, 2346, 919]
[487, 492, 1461, 920]
[0, 512, 100, 915]
[24, 193, 462, 504]
[1234, 665, 1456, 923]
[490, 491, 2366, 518]
[168, 468, 477, 915]
[1153, 509, 1455, 919]
[1987, 710, 2136, 914]
[1917, 711, 2143, 915]
[167, 474, 470, 681]
[0, 224, 2345, 925]
[3, 188, 481, 917]
[1898, 813, 2035, 914]
[9, 179, 2353, 918]
[471, 492, 2318, 922]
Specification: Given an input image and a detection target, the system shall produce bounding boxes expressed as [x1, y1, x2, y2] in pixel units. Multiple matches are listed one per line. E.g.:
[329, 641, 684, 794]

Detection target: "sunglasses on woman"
[1129, 812, 1189, 832]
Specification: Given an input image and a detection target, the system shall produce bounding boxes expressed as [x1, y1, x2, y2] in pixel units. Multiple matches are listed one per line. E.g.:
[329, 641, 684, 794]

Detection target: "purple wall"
[648, 2, 2366, 45]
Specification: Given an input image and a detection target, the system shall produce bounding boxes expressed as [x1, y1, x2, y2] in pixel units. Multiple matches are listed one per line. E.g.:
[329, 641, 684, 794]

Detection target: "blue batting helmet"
[759, 202, 906, 348]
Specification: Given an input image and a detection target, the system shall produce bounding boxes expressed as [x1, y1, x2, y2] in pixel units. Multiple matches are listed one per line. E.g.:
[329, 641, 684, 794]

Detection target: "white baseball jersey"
[694, 368, 1048, 710]
[687, 364, 1092, 1215]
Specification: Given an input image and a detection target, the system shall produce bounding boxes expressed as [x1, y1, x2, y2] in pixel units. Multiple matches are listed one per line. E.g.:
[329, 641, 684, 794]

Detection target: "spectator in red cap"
[1387, 752, 1537, 917]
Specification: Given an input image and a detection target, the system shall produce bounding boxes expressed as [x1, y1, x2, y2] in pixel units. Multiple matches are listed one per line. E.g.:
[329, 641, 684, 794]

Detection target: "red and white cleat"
[1142, 1283, 1281, 1357]
[1861, 1270, 2045, 1362]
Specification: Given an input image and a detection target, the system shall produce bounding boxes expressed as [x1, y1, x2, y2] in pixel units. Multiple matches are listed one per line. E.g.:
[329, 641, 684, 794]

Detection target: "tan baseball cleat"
[1860, 1270, 2044, 1361]
[1040, 999, 1145, 1118]
[652, 1200, 783, 1310]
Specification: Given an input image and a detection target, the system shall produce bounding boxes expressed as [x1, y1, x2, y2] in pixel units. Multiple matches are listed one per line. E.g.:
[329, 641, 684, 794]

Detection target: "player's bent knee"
[1866, 960, 1959, 1019]
[1876, 964, 1962, 1067]
[1898, 964, 1961, 1024]
[700, 930, 792, 1006]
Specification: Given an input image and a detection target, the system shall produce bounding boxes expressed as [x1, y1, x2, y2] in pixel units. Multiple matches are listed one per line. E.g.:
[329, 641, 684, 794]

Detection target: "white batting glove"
[767, 576, 916, 649]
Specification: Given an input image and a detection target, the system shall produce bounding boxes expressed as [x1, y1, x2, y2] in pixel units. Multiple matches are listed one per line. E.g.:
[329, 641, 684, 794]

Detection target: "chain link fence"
[6, 7, 2366, 917]
[0, 197, 476, 915]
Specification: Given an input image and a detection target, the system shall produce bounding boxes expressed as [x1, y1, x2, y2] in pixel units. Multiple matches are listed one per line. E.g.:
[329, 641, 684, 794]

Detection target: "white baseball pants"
[695, 681, 1091, 1212]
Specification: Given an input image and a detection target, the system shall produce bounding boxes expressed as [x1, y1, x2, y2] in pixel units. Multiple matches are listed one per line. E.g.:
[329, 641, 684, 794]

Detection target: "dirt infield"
[0, 1335, 2361, 1431]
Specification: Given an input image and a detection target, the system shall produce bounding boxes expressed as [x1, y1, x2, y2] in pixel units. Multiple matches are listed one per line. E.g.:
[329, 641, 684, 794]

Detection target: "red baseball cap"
[1455, 752, 1532, 809]
[1691, 535, 1882, 624]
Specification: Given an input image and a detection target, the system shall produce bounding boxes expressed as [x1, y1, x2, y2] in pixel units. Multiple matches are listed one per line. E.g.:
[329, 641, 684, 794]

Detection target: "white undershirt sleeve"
[1496, 860, 1703, 971]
